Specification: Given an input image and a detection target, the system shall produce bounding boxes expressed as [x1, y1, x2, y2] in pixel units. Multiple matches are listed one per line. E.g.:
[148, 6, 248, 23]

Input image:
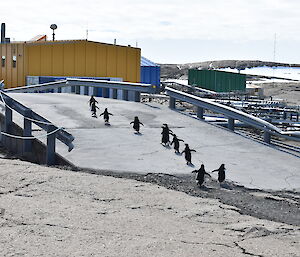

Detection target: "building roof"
[141, 56, 159, 67]
[3, 39, 140, 49]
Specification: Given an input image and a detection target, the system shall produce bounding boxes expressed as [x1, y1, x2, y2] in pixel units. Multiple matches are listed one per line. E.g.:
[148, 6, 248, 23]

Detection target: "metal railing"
[0, 90, 74, 165]
[5, 78, 156, 102]
[165, 87, 300, 143]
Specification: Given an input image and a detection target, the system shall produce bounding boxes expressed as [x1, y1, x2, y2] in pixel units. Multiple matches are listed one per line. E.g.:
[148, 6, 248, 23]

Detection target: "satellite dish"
[50, 24, 57, 30]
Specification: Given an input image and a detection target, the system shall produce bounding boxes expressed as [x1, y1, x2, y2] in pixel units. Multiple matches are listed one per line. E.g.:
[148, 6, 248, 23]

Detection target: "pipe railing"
[0, 90, 74, 165]
[5, 80, 67, 93]
[165, 87, 300, 144]
[5, 78, 156, 102]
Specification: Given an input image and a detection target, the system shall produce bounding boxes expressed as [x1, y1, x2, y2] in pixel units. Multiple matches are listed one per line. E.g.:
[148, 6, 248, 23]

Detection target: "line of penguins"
[161, 123, 227, 187]
[88, 96, 226, 187]
[89, 96, 144, 130]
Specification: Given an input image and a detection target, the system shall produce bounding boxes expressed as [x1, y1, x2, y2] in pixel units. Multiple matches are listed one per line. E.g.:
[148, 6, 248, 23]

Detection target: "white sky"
[2, 0, 300, 64]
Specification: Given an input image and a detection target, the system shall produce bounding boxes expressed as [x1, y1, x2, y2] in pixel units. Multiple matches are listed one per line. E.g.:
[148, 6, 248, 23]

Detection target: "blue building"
[141, 56, 160, 92]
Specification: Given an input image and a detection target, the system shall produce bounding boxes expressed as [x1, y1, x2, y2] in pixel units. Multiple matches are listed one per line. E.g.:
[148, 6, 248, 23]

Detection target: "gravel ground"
[1, 144, 299, 227]
[75, 168, 300, 227]
[0, 157, 299, 257]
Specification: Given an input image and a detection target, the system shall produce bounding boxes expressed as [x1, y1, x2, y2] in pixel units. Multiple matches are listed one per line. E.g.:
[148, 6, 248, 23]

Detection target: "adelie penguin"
[88, 96, 98, 108]
[130, 116, 144, 134]
[170, 134, 184, 154]
[212, 164, 226, 183]
[161, 124, 173, 146]
[99, 108, 113, 125]
[181, 144, 196, 165]
[192, 164, 211, 186]
[90, 101, 99, 118]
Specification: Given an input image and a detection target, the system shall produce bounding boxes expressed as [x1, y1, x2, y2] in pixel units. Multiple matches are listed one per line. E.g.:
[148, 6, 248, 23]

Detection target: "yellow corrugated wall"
[0, 43, 25, 88]
[25, 40, 140, 83]
[1, 40, 140, 88]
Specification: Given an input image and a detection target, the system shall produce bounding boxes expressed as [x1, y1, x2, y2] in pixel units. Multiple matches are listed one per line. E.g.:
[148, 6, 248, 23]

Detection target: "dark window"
[1, 56, 5, 67]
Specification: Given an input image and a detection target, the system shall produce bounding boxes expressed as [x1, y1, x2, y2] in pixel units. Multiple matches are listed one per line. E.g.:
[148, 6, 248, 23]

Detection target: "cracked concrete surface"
[8, 93, 300, 192]
[0, 159, 299, 257]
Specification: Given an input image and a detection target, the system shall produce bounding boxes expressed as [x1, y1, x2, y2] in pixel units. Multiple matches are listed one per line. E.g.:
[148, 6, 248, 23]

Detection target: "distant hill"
[160, 60, 300, 79]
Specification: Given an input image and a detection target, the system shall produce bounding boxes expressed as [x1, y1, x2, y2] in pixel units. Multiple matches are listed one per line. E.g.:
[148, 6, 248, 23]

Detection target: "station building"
[0, 39, 141, 89]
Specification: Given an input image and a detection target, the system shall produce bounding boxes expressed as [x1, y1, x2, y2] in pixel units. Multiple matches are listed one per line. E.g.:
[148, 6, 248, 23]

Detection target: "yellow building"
[0, 40, 141, 88]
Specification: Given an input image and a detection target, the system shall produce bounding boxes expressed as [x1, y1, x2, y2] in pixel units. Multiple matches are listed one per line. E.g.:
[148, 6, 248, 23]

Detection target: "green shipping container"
[188, 69, 246, 92]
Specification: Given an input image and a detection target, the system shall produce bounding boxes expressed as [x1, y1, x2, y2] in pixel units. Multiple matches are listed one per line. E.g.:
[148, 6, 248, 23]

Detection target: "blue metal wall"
[141, 66, 160, 87]
[141, 56, 160, 92]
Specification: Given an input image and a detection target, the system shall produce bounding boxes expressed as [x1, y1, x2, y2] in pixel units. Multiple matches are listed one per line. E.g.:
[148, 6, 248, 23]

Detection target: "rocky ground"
[160, 60, 300, 107]
[160, 60, 300, 80]
[0, 157, 299, 257]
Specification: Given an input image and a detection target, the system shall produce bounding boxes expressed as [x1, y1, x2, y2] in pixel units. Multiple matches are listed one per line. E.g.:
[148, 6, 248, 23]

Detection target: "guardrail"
[0, 90, 74, 165]
[5, 80, 67, 93]
[165, 87, 300, 143]
[5, 78, 156, 102]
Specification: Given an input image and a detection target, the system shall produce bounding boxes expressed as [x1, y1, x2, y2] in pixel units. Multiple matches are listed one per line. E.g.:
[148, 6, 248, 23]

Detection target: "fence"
[165, 87, 300, 144]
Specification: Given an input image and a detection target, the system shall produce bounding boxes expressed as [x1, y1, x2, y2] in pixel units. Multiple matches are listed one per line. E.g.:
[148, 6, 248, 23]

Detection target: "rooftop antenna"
[50, 24, 57, 41]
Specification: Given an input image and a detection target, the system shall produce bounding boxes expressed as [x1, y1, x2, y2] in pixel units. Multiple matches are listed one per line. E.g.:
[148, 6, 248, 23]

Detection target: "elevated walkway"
[6, 93, 300, 192]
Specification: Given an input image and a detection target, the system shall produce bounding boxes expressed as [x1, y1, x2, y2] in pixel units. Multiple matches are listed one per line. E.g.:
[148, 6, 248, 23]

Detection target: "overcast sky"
[2, 0, 300, 64]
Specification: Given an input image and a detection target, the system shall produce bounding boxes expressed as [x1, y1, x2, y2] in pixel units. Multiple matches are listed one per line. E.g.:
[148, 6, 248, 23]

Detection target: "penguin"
[181, 144, 196, 165]
[99, 108, 113, 124]
[130, 116, 144, 133]
[212, 164, 226, 183]
[192, 164, 211, 186]
[161, 124, 173, 146]
[88, 95, 98, 107]
[90, 101, 99, 118]
[170, 134, 184, 153]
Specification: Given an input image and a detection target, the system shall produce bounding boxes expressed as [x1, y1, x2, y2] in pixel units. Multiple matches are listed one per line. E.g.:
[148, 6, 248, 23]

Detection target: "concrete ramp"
[7, 93, 300, 191]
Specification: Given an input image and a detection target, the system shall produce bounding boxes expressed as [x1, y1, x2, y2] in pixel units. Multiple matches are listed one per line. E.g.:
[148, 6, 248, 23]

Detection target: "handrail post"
[197, 106, 204, 119]
[23, 109, 32, 154]
[84, 86, 89, 95]
[228, 117, 235, 131]
[75, 85, 80, 94]
[46, 125, 56, 165]
[102, 88, 109, 98]
[112, 89, 118, 99]
[264, 130, 271, 144]
[92, 87, 97, 96]
[169, 96, 176, 109]
[4, 98, 13, 149]
[4, 98, 12, 132]
[134, 91, 141, 102]
[122, 90, 129, 101]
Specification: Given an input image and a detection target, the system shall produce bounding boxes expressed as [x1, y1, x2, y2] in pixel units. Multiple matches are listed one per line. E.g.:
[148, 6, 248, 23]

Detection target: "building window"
[1, 56, 5, 67]
[12, 55, 17, 68]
